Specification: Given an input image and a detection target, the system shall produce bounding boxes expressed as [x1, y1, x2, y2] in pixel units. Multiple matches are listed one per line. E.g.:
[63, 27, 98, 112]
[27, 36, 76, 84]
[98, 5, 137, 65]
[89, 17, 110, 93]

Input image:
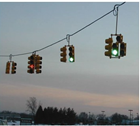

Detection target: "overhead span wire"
[0, 2, 125, 58]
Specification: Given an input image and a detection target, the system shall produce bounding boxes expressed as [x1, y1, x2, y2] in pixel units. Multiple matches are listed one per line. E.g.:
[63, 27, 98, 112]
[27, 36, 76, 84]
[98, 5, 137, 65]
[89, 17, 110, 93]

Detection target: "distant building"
[20, 118, 33, 125]
[0, 113, 20, 120]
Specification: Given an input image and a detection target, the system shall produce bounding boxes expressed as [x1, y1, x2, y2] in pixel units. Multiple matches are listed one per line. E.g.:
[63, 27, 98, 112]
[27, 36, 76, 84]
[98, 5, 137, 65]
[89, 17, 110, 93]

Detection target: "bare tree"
[26, 97, 37, 116]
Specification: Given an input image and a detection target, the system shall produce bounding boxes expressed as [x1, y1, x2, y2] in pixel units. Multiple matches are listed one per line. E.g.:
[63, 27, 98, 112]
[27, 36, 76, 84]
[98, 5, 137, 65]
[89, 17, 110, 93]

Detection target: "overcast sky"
[0, 2, 139, 117]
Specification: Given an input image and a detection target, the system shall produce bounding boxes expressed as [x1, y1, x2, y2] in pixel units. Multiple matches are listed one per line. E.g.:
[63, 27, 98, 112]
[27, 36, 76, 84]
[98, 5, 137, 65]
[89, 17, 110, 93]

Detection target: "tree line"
[34, 105, 138, 125]
[26, 97, 139, 125]
[35, 105, 76, 125]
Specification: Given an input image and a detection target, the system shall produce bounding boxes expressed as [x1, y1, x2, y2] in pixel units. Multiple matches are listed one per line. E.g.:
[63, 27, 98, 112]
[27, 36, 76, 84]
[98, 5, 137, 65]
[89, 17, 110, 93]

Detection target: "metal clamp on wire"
[32, 51, 36, 55]
[9, 54, 12, 62]
[113, 4, 119, 16]
[66, 34, 70, 46]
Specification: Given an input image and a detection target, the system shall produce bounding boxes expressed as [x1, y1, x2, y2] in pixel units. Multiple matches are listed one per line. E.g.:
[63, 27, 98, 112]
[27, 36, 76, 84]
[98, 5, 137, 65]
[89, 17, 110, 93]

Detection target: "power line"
[70, 9, 113, 37]
[35, 37, 66, 53]
[70, 2, 125, 36]
[13, 37, 66, 57]
[0, 2, 125, 58]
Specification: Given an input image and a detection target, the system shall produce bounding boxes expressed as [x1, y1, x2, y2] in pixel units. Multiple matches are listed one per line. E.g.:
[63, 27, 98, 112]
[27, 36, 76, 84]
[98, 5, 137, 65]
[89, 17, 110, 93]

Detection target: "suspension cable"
[0, 2, 126, 58]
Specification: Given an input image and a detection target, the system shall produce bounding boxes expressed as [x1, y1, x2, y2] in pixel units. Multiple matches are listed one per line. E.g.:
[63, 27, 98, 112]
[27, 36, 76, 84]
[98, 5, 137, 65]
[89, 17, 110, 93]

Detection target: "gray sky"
[0, 2, 139, 117]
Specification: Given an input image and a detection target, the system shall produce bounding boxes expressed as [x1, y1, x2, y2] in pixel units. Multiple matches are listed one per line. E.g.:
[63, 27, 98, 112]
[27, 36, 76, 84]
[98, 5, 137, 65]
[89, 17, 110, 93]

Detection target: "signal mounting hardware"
[104, 34, 126, 59]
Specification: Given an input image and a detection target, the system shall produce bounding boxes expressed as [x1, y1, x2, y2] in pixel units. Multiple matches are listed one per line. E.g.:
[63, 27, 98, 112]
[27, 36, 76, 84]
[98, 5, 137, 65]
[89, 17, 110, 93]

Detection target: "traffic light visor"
[60, 58, 67, 62]
[28, 55, 35, 60]
[36, 56, 42, 60]
[120, 43, 125, 49]
[116, 35, 123, 42]
[60, 52, 67, 56]
[12, 62, 17, 66]
[60, 47, 67, 51]
[105, 38, 113, 44]
[36, 69, 42, 74]
[69, 47, 72, 51]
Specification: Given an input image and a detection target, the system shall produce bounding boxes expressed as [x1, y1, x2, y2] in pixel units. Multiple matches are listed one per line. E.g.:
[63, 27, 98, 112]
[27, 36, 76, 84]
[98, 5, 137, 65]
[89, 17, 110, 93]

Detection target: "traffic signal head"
[104, 38, 113, 57]
[120, 42, 126, 57]
[27, 55, 35, 74]
[60, 46, 67, 62]
[35, 55, 42, 74]
[69, 45, 75, 62]
[11, 62, 17, 74]
[36, 55, 42, 64]
[111, 43, 119, 56]
[5, 61, 10, 74]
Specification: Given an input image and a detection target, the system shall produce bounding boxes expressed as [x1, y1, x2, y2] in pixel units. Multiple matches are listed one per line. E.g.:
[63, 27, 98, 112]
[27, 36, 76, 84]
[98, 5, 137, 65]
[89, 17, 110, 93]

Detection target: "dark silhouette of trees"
[78, 112, 88, 124]
[35, 105, 76, 125]
[96, 114, 106, 125]
[34, 105, 44, 124]
[111, 113, 128, 124]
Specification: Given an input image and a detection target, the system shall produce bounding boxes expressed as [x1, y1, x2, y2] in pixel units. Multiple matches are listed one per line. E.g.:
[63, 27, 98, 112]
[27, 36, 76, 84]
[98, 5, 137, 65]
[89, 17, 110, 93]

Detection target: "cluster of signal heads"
[60, 45, 75, 63]
[5, 45, 75, 74]
[105, 34, 127, 59]
[5, 61, 17, 74]
[27, 54, 42, 74]
[5, 34, 126, 74]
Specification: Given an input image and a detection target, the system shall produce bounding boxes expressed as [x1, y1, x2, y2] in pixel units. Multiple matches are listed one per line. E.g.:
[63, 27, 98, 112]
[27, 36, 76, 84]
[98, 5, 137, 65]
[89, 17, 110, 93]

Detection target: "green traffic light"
[69, 57, 74, 62]
[112, 43, 118, 56]
[112, 49, 118, 56]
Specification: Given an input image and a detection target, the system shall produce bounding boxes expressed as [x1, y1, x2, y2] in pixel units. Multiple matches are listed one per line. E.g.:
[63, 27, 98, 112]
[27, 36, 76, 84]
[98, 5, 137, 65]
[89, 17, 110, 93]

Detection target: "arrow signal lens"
[30, 64, 34, 69]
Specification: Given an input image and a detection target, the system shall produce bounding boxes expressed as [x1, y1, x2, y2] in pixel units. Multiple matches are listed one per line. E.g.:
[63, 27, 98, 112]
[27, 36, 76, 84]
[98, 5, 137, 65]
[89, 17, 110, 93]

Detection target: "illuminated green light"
[112, 49, 118, 56]
[69, 57, 74, 62]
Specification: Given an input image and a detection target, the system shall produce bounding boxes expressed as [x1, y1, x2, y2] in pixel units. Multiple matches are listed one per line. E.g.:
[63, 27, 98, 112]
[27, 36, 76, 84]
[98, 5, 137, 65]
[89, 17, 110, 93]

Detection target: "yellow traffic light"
[35, 55, 42, 74]
[69, 45, 75, 62]
[120, 42, 126, 57]
[60, 46, 67, 62]
[5, 61, 10, 74]
[104, 38, 113, 57]
[11, 61, 17, 74]
[27, 55, 35, 74]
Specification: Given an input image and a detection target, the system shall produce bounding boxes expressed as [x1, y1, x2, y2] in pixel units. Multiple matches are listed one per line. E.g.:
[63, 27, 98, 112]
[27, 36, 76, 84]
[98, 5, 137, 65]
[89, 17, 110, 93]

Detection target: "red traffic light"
[29, 64, 34, 69]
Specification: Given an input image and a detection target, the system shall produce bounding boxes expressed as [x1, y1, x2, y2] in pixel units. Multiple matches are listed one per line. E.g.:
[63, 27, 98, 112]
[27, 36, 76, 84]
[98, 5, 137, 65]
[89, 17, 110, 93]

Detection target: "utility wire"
[70, 2, 125, 36]
[0, 2, 125, 58]
[12, 37, 67, 57]
[70, 10, 113, 36]
[35, 37, 66, 53]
